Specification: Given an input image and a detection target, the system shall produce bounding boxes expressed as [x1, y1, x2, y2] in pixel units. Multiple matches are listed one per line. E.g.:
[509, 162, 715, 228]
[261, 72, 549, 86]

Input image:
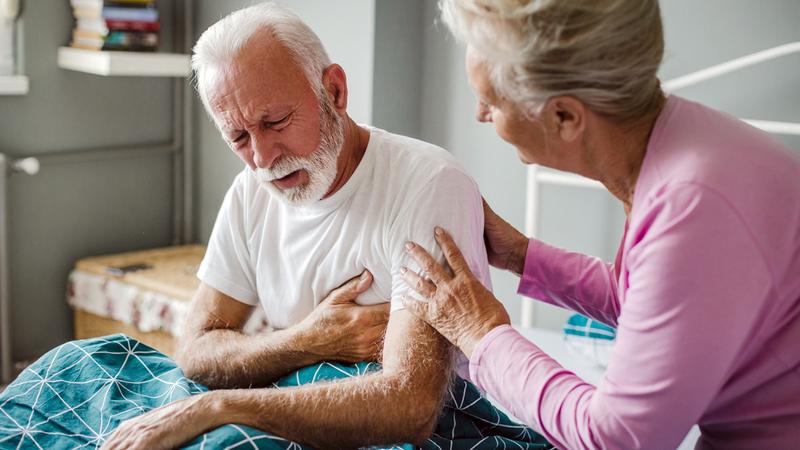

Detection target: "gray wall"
[0, 0, 378, 362]
[660, 0, 800, 150]
[0, 1, 179, 360]
[371, 0, 424, 138]
[415, 0, 799, 329]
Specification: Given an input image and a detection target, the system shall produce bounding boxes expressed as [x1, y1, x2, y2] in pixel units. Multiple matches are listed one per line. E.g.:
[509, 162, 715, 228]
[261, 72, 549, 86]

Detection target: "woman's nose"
[476, 101, 493, 123]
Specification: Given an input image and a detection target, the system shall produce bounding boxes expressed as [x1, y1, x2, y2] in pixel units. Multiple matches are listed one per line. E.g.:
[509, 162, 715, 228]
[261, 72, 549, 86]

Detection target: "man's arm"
[209, 310, 453, 448]
[103, 310, 450, 450]
[177, 274, 389, 389]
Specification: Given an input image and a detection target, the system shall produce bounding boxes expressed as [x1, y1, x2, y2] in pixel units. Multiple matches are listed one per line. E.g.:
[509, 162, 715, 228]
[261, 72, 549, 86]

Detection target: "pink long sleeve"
[470, 96, 800, 449]
[518, 239, 621, 327]
[471, 185, 771, 449]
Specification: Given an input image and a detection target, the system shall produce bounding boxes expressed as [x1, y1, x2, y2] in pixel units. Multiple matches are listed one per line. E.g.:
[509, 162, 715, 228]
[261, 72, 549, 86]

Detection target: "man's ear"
[543, 96, 586, 143]
[321, 64, 348, 112]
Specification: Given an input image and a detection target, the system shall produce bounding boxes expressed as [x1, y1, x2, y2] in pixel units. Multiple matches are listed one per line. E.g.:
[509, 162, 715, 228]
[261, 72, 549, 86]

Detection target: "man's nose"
[251, 132, 282, 169]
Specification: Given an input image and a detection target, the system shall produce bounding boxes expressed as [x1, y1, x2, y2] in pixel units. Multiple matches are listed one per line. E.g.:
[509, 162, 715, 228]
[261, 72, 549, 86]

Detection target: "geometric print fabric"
[0, 334, 552, 449]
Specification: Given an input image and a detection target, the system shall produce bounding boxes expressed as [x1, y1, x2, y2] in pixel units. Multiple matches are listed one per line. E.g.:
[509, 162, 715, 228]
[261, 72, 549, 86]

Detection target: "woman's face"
[465, 48, 557, 166]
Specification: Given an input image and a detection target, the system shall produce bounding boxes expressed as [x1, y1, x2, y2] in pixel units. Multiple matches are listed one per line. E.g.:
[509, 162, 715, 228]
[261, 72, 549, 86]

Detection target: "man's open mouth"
[272, 170, 302, 189]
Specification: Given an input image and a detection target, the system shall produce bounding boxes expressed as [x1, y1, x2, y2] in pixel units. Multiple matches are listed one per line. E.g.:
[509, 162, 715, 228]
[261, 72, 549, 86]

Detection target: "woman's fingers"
[434, 227, 470, 275]
[404, 241, 449, 284]
[400, 266, 437, 297]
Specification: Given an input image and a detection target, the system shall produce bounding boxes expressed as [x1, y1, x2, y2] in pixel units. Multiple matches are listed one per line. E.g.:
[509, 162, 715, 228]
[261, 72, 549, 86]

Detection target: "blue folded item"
[0, 334, 553, 449]
[562, 313, 616, 367]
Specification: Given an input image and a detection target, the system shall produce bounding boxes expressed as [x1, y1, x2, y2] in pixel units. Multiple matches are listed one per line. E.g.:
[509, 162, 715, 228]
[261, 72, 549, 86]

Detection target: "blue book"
[102, 6, 158, 22]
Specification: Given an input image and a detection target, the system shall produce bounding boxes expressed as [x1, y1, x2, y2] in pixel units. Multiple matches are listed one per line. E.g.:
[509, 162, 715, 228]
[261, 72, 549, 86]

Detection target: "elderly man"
[103, 3, 492, 449]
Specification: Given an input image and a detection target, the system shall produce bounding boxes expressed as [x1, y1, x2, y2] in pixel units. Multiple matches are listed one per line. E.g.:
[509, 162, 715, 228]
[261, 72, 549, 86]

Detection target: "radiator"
[0, 153, 39, 383]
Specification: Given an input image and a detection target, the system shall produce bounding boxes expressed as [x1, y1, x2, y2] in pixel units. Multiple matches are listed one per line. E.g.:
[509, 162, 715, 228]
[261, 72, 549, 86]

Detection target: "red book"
[105, 19, 160, 32]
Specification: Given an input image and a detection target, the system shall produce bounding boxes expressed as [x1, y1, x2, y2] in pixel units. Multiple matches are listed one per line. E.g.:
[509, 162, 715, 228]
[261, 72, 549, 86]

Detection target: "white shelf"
[57, 47, 191, 77]
[0, 75, 29, 95]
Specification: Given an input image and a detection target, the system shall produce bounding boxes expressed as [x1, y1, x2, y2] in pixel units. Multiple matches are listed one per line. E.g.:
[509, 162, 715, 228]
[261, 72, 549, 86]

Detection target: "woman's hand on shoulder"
[482, 198, 529, 276]
[399, 227, 511, 359]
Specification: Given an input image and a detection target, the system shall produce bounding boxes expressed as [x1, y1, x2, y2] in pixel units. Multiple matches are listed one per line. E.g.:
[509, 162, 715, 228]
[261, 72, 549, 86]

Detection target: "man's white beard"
[254, 93, 344, 206]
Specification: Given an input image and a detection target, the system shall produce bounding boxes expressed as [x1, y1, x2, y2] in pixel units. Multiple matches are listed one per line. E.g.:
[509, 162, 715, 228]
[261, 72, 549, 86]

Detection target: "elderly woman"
[400, 1, 800, 449]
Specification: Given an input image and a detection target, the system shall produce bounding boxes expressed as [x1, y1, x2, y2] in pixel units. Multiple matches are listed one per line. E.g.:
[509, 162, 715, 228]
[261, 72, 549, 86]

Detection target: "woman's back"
[632, 95, 800, 448]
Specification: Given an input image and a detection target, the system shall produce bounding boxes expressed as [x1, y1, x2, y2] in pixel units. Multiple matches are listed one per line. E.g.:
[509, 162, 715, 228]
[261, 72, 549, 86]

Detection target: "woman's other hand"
[483, 198, 529, 276]
[400, 227, 511, 358]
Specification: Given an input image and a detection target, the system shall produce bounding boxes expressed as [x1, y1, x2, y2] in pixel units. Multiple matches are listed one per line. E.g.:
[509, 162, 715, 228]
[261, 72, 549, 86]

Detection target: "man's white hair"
[192, 1, 332, 111]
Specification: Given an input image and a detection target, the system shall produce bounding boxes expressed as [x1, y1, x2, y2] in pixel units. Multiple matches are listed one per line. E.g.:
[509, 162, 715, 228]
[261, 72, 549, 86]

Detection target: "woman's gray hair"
[192, 2, 331, 111]
[441, 0, 665, 122]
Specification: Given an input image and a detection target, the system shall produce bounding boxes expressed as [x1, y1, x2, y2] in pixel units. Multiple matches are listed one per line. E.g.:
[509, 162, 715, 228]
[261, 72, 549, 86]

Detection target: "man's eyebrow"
[260, 103, 299, 118]
[220, 125, 239, 135]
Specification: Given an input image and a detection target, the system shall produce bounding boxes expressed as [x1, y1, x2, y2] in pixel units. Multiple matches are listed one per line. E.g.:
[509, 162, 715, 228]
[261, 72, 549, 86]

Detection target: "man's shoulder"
[375, 128, 457, 166]
[373, 128, 476, 192]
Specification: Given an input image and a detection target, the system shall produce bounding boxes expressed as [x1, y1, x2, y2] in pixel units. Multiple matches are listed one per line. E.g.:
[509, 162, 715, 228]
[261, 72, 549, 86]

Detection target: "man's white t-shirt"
[198, 127, 492, 334]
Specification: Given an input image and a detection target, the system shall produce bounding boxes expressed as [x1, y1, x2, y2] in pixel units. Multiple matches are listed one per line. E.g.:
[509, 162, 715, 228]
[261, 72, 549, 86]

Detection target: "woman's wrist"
[458, 318, 511, 359]
[508, 236, 529, 277]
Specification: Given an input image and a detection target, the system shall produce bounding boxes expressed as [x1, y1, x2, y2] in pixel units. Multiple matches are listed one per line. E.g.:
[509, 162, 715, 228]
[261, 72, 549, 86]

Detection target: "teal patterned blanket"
[0, 334, 552, 449]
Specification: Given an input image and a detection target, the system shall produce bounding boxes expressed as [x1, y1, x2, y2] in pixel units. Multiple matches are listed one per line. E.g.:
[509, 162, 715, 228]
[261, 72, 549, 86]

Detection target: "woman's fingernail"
[405, 242, 414, 250]
[400, 267, 408, 275]
[360, 270, 370, 281]
[435, 227, 443, 236]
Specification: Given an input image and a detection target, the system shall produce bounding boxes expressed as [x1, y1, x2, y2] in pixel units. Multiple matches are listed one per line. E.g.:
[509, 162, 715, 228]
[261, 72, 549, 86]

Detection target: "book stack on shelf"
[69, 0, 160, 52]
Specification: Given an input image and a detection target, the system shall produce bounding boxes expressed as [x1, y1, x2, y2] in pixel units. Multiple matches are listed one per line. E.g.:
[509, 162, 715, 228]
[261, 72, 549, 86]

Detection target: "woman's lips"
[272, 170, 303, 190]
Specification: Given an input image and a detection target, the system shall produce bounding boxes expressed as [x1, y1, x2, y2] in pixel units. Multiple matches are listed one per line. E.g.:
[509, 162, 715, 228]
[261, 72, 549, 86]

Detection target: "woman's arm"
[519, 238, 621, 326]
[483, 198, 621, 325]
[470, 184, 771, 450]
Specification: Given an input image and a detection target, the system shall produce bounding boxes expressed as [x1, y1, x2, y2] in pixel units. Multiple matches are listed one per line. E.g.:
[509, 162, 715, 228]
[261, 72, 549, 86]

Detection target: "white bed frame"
[520, 42, 800, 328]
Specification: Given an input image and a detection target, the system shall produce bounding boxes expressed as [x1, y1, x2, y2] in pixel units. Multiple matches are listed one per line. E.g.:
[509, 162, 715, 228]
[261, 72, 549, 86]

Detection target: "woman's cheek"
[494, 113, 526, 148]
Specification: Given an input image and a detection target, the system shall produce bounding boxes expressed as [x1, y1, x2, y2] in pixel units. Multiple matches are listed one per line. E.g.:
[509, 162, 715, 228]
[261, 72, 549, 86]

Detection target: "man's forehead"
[205, 68, 298, 120]
[207, 82, 308, 137]
[201, 30, 315, 129]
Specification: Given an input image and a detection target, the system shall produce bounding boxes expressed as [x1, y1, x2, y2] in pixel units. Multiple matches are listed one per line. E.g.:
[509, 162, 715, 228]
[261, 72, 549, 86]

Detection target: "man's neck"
[323, 117, 370, 199]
